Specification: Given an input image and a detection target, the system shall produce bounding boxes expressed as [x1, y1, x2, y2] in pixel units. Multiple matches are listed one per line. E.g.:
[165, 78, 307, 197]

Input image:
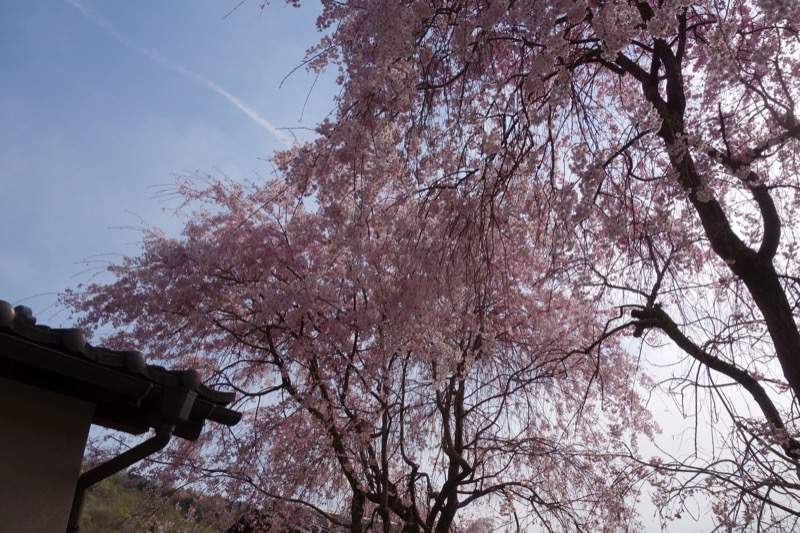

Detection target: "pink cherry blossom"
[65, 1, 800, 530]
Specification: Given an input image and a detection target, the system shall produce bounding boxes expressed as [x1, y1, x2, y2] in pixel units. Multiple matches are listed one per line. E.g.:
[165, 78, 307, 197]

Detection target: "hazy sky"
[0, 0, 335, 318]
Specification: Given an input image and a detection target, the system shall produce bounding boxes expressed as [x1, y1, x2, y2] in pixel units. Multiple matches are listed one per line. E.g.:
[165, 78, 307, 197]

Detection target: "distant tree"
[66, 0, 800, 530]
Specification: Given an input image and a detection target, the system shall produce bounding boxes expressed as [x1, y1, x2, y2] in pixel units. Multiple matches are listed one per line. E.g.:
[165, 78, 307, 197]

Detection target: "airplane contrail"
[65, 0, 291, 144]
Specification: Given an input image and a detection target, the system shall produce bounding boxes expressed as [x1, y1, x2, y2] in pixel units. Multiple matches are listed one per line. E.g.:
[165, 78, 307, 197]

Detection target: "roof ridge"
[0, 299, 237, 409]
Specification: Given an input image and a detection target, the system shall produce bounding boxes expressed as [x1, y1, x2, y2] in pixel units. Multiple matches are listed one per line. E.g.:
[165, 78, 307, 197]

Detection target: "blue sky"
[0, 0, 335, 319]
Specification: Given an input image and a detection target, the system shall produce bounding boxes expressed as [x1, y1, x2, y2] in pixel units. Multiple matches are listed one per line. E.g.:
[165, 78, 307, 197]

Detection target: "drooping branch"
[631, 305, 800, 461]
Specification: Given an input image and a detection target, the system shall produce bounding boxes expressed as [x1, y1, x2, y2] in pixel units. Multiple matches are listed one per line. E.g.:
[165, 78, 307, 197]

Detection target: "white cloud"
[65, 0, 291, 144]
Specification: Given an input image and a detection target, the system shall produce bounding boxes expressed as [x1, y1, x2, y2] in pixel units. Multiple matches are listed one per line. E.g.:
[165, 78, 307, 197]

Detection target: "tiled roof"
[0, 300, 241, 439]
[228, 506, 396, 533]
[228, 510, 351, 533]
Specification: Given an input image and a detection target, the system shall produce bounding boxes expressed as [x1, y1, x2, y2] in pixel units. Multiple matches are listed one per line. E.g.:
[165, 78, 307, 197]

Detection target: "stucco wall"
[0, 378, 94, 533]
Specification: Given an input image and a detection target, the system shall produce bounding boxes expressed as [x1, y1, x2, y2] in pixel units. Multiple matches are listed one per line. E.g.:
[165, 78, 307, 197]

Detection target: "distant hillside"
[80, 473, 228, 532]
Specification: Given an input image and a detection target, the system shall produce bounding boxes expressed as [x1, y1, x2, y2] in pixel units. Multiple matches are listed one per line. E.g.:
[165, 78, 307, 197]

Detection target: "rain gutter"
[66, 423, 174, 532]
[65, 381, 199, 532]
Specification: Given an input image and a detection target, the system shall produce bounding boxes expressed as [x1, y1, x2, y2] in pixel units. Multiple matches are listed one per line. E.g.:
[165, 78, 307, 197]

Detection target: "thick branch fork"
[631, 305, 800, 461]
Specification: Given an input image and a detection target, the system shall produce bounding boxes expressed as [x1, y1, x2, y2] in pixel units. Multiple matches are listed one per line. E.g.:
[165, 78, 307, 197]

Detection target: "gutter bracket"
[65, 379, 199, 532]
